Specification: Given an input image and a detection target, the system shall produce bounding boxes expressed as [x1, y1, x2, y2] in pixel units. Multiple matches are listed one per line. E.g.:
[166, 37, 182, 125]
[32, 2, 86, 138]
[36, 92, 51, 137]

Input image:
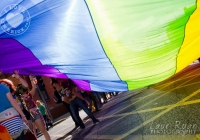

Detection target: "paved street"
[38, 63, 200, 140]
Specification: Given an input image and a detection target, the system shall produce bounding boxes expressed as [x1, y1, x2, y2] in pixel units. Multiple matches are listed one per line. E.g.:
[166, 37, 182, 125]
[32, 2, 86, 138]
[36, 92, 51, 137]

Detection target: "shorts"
[31, 113, 41, 122]
[30, 109, 45, 125]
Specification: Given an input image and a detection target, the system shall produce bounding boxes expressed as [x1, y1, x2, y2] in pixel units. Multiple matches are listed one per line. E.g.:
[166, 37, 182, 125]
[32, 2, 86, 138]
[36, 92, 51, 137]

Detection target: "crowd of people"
[0, 71, 51, 140]
[0, 70, 119, 140]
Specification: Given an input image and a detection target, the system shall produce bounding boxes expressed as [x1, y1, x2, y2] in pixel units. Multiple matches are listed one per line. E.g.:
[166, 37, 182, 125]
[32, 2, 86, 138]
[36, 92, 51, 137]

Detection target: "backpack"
[53, 90, 62, 103]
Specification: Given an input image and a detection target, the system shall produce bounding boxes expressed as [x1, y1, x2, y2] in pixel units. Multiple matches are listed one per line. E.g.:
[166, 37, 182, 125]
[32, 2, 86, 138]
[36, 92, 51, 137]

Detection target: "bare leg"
[32, 122, 37, 138]
[34, 119, 51, 140]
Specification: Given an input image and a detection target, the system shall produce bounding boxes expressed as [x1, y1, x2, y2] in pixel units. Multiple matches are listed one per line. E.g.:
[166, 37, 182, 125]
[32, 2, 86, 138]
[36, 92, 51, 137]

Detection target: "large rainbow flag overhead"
[0, 0, 200, 91]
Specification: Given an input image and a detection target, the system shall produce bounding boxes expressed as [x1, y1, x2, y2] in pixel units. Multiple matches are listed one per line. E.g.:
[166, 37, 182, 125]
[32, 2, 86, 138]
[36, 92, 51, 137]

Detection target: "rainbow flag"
[0, 0, 200, 91]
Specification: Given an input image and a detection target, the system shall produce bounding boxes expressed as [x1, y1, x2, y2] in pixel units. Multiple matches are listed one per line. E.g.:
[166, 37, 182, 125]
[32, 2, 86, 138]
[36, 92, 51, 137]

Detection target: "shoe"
[48, 123, 53, 127]
[49, 123, 53, 127]
[93, 120, 100, 125]
[73, 125, 79, 130]
[73, 126, 85, 133]
[79, 127, 85, 130]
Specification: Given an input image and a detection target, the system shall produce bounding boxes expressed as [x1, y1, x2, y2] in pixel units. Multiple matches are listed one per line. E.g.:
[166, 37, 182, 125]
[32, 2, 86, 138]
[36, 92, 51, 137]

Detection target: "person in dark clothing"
[51, 79, 79, 129]
[62, 97, 80, 128]
[52, 78, 100, 131]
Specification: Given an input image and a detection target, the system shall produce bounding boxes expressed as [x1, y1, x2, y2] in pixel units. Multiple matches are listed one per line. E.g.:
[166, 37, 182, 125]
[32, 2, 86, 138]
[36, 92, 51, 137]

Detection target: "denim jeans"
[70, 97, 98, 129]
[63, 101, 79, 127]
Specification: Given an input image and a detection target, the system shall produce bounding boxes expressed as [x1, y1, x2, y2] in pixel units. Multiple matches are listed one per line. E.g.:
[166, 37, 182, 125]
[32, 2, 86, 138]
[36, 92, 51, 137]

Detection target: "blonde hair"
[36, 100, 43, 105]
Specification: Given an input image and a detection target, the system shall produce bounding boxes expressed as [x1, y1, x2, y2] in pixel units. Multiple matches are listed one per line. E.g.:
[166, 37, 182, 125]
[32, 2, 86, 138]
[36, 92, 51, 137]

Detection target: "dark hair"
[0, 79, 16, 93]
[15, 84, 28, 96]
[50, 78, 58, 86]
[51, 78, 76, 91]
[61, 79, 76, 90]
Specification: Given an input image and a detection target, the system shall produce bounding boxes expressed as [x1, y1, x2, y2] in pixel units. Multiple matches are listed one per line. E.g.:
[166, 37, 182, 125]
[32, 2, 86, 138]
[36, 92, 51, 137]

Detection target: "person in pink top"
[16, 75, 51, 140]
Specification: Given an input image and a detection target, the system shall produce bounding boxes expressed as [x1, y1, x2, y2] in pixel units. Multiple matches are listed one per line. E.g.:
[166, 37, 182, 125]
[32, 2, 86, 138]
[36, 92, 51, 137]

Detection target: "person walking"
[60, 79, 100, 131]
[16, 75, 51, 140]
[51, 79, 80, 129]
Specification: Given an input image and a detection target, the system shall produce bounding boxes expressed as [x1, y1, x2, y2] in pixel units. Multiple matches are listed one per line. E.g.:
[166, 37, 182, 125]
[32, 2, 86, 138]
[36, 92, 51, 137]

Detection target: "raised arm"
[29, 75, 36, 96]
[14, 70, 28, 88]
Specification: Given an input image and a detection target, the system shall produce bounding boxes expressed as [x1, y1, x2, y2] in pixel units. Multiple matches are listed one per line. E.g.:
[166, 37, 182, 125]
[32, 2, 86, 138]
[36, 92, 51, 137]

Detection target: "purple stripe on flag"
[0, 38, 66, 78]
[0, 38, 91, 91]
